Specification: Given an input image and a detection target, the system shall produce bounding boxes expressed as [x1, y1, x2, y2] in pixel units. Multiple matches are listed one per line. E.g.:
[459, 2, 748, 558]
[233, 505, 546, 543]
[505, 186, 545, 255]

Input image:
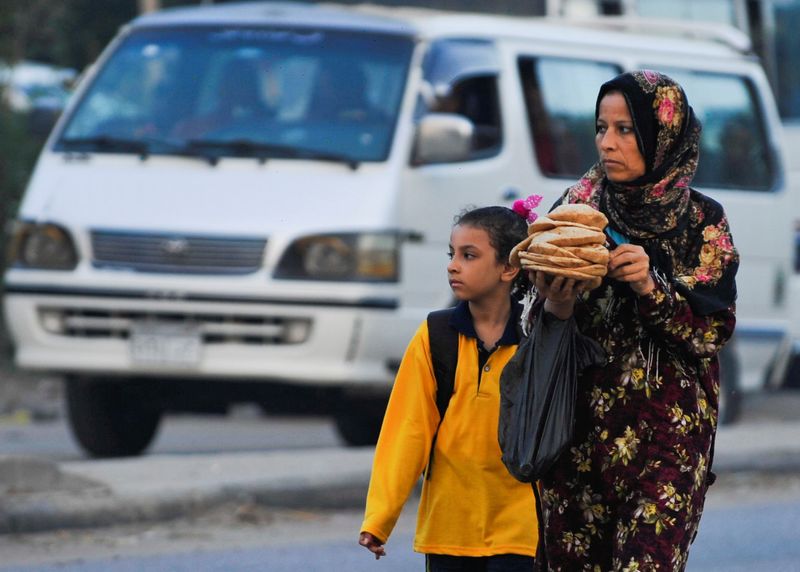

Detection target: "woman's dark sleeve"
[635, 272, 736, 359]
[636, 198, 738, 360]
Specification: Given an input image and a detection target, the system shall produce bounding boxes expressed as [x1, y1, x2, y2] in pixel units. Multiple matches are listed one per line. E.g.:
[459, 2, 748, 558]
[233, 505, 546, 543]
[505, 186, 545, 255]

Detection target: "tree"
[57, 0, 139, 70]
[0, 0, 68, 65]
[0, 0, 143, 70]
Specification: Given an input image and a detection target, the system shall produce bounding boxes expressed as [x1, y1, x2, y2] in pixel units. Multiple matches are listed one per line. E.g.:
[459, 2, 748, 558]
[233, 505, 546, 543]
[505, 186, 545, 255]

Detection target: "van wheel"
[718, 344, 742, 426]
[66, 377, 162, 458]
[333, 397, 386, 447]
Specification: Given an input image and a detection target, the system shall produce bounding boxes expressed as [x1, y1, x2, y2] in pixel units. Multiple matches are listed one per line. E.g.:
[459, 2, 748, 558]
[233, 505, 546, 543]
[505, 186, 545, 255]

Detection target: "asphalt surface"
[1, 390, 799, 535]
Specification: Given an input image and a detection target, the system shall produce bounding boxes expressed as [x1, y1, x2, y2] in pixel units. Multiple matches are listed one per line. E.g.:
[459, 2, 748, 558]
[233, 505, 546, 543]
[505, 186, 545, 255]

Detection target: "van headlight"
[7, 222, 79, 270]
[274, 233, 399, 282]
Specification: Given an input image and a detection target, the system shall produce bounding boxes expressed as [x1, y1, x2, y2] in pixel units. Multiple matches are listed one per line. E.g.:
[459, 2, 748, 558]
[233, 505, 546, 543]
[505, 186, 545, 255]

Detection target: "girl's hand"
[529, 271, 584, 319]
[359, 531, 386, 560]
[607, 244, 655, 296]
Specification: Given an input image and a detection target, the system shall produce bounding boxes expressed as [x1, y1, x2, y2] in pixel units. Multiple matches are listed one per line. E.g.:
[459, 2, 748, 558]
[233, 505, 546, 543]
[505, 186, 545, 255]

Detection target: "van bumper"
[3, 286, 418, 388]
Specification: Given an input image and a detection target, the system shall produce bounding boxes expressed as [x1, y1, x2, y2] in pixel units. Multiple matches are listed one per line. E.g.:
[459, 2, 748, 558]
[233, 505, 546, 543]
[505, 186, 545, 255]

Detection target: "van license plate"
[130, 323, 202, 368]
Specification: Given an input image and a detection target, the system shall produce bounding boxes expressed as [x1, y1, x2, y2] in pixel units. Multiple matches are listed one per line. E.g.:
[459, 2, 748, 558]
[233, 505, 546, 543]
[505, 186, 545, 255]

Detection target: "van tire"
[718, 344, 742, 426]
[66, 377, 162, 458]
[333, 397, 386, 447]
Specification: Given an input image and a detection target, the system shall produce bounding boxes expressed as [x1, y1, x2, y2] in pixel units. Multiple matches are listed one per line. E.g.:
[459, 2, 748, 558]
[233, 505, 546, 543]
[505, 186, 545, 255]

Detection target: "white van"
[3, 3, 791, 455]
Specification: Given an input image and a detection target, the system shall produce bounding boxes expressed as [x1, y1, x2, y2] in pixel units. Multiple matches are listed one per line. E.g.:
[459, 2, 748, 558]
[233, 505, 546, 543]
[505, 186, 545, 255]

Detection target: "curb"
[0, 449, 374, 535]
[711, 452, 800, 475]
[4, 454, 797, 536]
[3, 412, 800, 536]
[0, 479, 371, 535]
[1, 490, 209, 535]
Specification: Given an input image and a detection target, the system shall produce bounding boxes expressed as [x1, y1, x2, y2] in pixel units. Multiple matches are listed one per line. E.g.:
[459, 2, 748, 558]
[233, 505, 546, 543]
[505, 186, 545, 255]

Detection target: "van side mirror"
[412, 113, 474, 165]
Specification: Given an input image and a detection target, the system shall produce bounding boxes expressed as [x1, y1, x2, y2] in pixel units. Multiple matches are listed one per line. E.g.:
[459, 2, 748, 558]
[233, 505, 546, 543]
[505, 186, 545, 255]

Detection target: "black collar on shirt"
[448, 299, 523, 348]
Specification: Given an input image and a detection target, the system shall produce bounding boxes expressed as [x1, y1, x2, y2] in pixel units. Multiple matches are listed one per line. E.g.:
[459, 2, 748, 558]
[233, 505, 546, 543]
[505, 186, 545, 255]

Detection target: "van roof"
[131, 2, 417, 36]
[131, 1, 751, 59]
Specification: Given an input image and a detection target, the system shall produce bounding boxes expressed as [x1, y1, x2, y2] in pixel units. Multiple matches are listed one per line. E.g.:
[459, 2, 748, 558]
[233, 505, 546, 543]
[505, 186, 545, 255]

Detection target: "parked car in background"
[0, 60, 75, 112]
[0, 60, 77, 135]
[2, 2, 792, 456]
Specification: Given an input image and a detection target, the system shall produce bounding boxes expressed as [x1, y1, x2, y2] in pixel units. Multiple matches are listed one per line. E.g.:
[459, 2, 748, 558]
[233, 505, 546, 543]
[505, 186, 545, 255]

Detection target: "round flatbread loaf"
[509, 234, 535, 267]
[527, 217, 604, 234]
[547, 203, 609, 230]
[527, 241, 581, 259]
[518, 251, 590, 269]
[566, 243, 610, 265]
[559, 263, 608, 277]
[510, 202, 609, 279]
[525, 261, 607, 277]
[527, 241, 609, 265]
[528, 268, 604, 291]
[530, 226, 606, 247]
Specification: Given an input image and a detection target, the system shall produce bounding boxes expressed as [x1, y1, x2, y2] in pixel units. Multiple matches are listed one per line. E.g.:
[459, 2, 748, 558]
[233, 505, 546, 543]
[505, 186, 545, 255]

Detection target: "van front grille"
[91, 231, 267, 274]
[38, 307, 311, 345]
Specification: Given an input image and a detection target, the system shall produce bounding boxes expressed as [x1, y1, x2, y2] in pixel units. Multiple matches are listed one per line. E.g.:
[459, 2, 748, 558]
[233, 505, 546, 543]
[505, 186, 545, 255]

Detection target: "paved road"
[1, 388, 799, 542]
[687, 497, 800, 571]
[0, 409, 342, 461]
[1, 474, 798, 571]
[3, 389, 798, 463]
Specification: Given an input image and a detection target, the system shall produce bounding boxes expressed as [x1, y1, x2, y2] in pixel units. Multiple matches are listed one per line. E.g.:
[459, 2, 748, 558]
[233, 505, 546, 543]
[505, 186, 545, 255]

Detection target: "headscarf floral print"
[562, 70, 738, 315]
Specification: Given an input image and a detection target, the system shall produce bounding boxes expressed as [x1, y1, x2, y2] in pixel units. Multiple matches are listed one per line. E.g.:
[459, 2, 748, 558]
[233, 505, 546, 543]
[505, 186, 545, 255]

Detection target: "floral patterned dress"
[538, 193, 737, 572]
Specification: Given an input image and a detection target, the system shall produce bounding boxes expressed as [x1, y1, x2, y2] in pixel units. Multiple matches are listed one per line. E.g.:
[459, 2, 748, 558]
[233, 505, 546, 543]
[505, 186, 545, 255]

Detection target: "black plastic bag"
[498, 304, 605, 483]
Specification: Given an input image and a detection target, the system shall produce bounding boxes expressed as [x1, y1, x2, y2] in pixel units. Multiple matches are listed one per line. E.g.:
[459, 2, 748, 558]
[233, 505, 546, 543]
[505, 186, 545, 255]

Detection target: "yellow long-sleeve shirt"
[361, 302, 539, 557]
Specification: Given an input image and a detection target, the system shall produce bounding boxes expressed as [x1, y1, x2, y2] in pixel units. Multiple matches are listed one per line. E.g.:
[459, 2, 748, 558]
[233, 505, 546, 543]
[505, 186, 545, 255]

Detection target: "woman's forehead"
[598, 91, 631, 117]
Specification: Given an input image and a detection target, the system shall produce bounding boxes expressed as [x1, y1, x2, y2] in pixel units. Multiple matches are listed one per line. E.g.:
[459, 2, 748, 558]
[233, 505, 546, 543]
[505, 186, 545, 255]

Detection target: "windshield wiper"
[59, 135, 191, 161]
[185, 139, 360, 170]
[60, 135, 151, 158]
[294, 146, 361, 171]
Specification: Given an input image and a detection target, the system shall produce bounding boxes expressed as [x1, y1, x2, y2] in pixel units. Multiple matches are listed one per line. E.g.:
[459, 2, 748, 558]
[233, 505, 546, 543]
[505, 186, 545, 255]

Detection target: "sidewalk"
[1, 391, 799, 535]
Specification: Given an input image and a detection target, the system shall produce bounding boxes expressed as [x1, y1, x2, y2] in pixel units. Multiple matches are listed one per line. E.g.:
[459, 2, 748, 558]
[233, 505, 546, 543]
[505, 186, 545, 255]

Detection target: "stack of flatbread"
[510, 204, 610, 290]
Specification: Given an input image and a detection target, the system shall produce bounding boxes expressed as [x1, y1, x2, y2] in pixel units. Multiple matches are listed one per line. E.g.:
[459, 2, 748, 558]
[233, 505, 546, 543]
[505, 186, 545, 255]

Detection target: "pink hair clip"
[512, 194, 543, 223]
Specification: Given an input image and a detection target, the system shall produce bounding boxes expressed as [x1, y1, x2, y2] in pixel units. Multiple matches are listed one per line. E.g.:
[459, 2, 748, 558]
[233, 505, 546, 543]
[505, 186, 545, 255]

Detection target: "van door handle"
[502, 188, 520, 201]
[774, 266, 786, 306]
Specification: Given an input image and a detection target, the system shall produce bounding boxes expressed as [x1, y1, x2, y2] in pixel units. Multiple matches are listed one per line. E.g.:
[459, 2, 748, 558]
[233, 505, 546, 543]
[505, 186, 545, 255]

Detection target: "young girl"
[358, 206, 539, 571]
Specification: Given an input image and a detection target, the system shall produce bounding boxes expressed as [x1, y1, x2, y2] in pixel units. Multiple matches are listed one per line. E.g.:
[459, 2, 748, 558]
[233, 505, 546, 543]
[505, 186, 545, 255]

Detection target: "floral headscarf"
[562, 70, 738, 315]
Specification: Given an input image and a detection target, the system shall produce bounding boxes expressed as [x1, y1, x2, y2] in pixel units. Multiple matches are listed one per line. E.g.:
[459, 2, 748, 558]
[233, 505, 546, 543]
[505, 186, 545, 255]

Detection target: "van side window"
[655, 69, 776, 191]
[419, 39, 502, 161]
[517, 57, 621, 178]
[433, 76, 502, 155]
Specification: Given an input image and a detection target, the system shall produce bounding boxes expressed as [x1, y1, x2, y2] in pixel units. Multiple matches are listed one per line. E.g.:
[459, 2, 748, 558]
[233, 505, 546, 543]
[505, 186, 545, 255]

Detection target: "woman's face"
[595, 91, 646, 183]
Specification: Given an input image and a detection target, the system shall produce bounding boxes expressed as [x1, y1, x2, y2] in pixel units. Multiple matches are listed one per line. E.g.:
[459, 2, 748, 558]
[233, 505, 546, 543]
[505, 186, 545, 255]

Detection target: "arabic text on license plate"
[130, 323, 202, 368]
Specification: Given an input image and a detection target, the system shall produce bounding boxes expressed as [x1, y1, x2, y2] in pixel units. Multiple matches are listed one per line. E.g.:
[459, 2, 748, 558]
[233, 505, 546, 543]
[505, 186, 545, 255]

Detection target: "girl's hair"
[454, 206, 528, 263]
[454, 206, 531, 295]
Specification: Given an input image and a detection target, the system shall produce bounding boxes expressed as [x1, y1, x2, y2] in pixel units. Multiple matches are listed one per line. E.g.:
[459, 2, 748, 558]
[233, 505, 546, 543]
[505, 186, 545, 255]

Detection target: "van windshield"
[56, 27, 414, 163]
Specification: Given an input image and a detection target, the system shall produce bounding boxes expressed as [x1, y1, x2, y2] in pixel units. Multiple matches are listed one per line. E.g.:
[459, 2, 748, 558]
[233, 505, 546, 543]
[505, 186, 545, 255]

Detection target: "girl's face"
[447, 224, 515, 302]
[595, 91, 646, 183]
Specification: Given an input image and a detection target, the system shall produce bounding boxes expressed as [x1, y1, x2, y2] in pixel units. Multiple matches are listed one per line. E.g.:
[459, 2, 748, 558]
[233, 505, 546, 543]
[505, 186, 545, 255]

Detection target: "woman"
[531, 70, 738, 571]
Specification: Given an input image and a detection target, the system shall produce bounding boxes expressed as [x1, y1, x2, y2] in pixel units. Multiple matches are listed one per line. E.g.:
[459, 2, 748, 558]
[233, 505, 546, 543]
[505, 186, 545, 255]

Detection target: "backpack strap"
[425, 308, 459, 479]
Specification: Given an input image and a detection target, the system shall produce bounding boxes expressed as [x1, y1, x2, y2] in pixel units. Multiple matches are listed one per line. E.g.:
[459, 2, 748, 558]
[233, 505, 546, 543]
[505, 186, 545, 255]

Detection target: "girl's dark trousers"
[425, 554, 535, 571]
